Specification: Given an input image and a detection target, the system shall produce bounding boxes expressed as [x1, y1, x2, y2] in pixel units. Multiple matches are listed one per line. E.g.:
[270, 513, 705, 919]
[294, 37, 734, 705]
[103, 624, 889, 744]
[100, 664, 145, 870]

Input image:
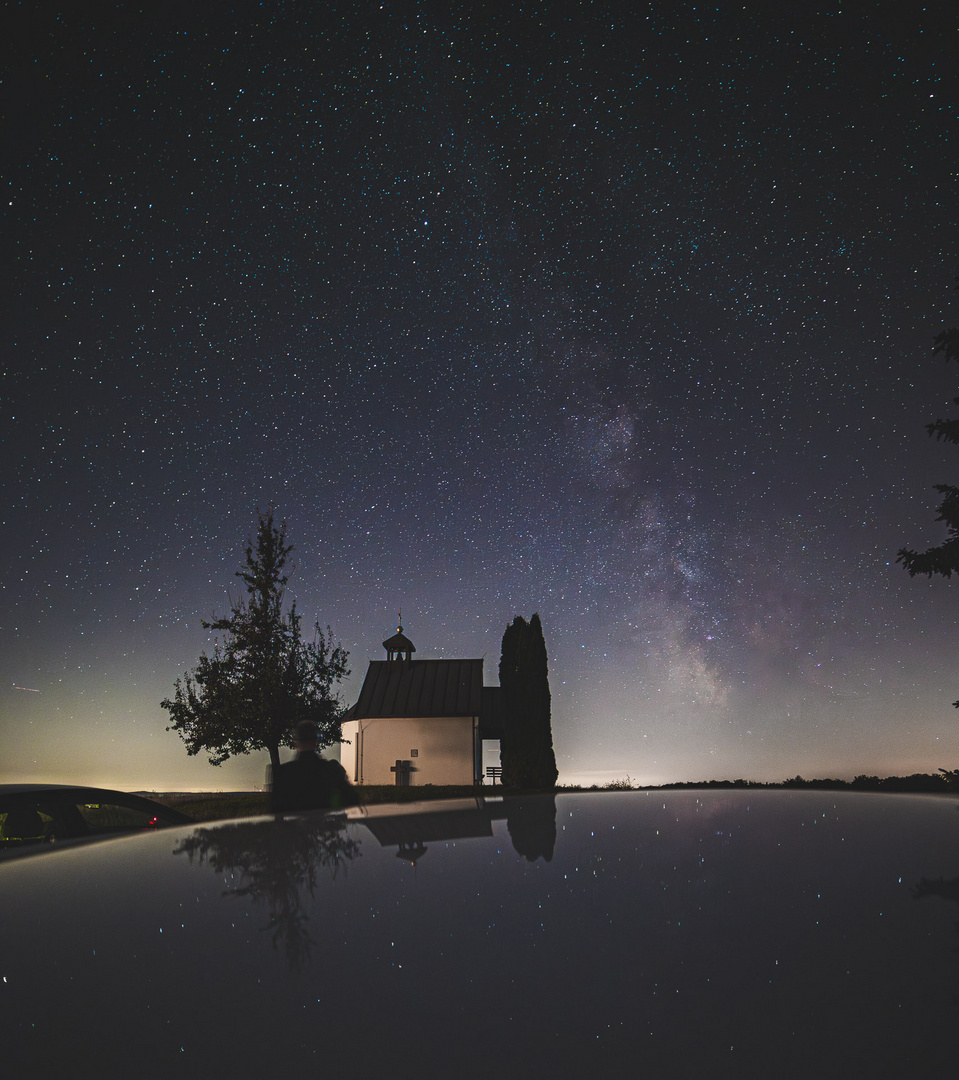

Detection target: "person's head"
[292, 720, 319, 752]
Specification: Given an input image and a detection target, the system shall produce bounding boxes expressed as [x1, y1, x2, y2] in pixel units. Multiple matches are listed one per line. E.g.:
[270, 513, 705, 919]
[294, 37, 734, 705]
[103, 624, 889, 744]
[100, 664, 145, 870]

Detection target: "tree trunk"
[268, 742, 282, 790]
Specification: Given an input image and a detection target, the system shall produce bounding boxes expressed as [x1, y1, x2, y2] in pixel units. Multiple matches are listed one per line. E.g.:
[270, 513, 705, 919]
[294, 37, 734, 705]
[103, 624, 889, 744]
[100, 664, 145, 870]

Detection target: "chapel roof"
[352, 657, 483, 718]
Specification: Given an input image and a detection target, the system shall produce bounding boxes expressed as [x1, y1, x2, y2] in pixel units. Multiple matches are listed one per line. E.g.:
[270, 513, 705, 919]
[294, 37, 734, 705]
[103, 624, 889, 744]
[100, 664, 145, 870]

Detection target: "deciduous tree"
[162, 510, 349, 775]
[897, 325, 959, 579]
[899, 323, 959, 712]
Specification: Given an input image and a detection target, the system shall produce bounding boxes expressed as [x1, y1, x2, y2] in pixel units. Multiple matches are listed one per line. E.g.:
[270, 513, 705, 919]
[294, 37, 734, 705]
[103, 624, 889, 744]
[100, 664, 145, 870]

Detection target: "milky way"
[3, 3, 958, 790]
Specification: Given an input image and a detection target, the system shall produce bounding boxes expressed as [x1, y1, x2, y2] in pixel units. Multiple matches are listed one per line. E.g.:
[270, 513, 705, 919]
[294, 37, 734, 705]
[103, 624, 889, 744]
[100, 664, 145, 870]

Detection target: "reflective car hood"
[2, 790, 958, 1076]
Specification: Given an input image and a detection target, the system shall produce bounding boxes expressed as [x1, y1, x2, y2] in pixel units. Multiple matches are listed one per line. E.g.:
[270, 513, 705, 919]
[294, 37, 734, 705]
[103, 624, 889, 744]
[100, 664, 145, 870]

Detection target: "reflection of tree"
[506, 796, 556, 862]
[913, 875, 959, 1007]
[175, 814, 360, 969]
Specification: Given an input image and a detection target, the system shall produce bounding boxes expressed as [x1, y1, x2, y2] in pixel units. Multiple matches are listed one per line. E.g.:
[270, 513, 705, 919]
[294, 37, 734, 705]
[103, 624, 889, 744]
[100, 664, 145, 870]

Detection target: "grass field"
[150, 769, 959, 822]
[154, 785, 531, 821]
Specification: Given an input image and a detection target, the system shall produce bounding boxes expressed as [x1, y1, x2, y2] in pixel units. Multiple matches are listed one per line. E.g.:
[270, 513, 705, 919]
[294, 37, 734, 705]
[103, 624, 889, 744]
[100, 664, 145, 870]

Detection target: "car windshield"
[0, 807, 57, 848]
[74, 800, 166, 832]
[0, 789, 187, 852]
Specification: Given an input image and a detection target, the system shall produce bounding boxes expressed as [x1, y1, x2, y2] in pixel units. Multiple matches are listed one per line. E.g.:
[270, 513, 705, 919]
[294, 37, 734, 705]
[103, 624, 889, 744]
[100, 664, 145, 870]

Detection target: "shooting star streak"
[13, 685, 41, 693]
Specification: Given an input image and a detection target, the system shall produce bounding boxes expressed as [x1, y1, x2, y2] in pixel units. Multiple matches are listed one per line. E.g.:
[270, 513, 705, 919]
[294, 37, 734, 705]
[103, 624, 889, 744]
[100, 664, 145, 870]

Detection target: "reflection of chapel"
[340, 622, 503, 786]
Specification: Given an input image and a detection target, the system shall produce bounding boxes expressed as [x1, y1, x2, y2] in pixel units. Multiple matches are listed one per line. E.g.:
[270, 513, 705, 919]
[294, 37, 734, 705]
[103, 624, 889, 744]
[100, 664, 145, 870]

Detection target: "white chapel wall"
[339, 720, 359, 781]
[354, 716, 476, 785]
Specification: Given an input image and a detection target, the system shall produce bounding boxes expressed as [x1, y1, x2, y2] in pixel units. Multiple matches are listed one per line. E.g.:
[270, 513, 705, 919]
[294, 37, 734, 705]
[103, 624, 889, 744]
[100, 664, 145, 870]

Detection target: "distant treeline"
[649, 768, 959, 794]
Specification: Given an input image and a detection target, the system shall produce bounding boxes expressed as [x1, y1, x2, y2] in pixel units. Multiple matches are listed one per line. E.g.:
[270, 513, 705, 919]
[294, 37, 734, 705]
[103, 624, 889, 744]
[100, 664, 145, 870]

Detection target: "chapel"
[340, 622, 503, 786]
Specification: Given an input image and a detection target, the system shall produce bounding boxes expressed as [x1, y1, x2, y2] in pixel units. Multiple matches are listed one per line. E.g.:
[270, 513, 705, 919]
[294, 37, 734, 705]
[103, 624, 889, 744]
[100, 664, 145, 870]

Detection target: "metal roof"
[352, 658, 484, 718]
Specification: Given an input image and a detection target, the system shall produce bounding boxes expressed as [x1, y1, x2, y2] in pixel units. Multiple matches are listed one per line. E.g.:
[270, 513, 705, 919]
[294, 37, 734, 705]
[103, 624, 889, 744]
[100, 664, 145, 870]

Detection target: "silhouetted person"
[271, 720, 358, 813]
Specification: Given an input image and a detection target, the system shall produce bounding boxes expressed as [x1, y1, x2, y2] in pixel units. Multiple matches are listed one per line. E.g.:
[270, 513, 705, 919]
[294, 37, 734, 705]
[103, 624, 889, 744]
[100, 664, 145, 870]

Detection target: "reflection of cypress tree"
[175, 816, 360, 970]
[506, 796, 556, 862]
[914, 876, 959, 903]
[499, 613, 557, 788]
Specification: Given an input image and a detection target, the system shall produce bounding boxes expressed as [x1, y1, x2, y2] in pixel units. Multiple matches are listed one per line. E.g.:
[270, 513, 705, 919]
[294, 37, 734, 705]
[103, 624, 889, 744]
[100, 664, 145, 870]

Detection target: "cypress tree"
[499, 613, 557, 788]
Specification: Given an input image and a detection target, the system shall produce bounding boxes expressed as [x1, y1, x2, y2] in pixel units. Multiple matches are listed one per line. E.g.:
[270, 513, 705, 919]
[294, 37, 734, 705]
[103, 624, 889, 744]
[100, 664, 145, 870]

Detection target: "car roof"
[0, 784, 127, 794]
[2, 790, 958, 1075]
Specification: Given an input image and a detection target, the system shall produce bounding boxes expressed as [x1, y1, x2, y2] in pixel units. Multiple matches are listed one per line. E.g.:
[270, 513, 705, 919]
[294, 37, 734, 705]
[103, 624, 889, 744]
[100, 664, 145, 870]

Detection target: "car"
[0, 784, 193, 856]
[1, 789, 957, 1075]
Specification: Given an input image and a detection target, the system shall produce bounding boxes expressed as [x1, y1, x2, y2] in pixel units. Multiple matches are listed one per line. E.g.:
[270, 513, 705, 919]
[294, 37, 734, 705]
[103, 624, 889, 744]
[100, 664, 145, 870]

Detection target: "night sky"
[4, 2, 959, 792]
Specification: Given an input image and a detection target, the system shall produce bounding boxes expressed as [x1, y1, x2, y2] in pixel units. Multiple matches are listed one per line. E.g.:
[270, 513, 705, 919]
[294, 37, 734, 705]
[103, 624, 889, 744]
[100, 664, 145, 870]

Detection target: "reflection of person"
[271, 721, 359, 813]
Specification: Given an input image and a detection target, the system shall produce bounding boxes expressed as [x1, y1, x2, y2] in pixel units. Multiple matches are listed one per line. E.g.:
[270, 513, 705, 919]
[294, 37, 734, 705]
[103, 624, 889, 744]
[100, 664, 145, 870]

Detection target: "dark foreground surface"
[2, 790, 957, 1077]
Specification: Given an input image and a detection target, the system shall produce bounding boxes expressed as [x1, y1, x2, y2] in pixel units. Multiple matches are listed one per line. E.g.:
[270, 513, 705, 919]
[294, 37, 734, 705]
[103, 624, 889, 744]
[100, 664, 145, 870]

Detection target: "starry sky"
[3, 1, 959, 792]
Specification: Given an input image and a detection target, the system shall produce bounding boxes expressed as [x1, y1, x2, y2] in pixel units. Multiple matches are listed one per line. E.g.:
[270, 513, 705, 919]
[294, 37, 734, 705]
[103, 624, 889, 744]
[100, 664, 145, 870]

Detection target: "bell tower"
[382, 611, 416, 662]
